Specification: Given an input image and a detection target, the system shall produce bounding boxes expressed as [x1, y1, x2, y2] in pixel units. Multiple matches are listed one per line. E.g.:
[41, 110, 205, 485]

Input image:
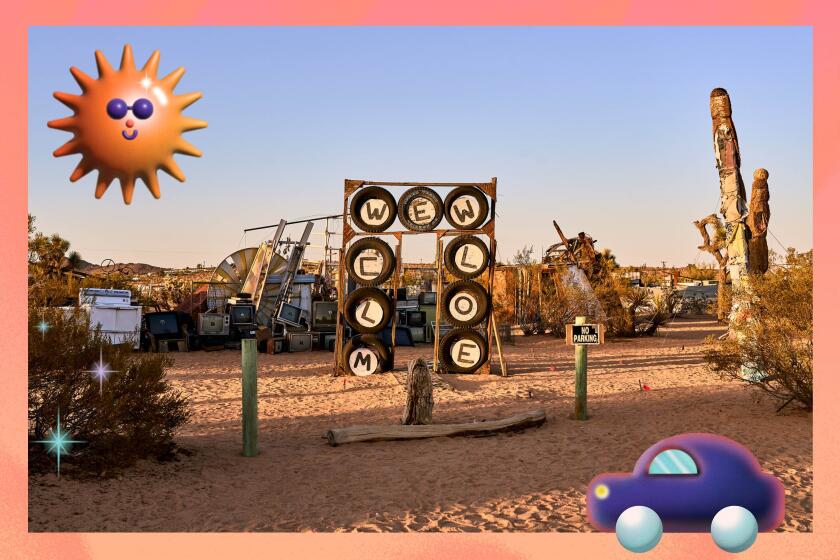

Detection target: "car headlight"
[594, 483, 610, 500]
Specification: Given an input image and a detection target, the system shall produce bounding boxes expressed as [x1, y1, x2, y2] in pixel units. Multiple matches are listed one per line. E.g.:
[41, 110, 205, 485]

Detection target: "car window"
[648, 449, 698, 475]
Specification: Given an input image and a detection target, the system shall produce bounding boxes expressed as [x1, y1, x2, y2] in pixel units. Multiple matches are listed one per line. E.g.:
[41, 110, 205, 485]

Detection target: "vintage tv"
[418, 291, 436, 306]
[145, 311, 181, 340]
[406, 310, 426, 327]
[197, 312, 230, 336]
[229, 303, 256, 326]
[311, 301, 338, 331]
[276, 302, 304, 326]
[288, 332, 312, 352]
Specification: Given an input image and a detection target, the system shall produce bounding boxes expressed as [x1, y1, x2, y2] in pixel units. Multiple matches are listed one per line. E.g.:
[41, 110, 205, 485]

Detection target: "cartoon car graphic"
[587, 433, 784, 552]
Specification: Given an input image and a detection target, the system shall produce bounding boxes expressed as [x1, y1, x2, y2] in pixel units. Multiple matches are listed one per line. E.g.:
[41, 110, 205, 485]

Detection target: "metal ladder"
[268, 221, 315, 331]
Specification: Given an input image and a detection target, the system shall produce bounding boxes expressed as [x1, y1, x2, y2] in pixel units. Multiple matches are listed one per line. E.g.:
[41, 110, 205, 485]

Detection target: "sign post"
[566, 316, 604, 420]
[241, 338, 258, 456]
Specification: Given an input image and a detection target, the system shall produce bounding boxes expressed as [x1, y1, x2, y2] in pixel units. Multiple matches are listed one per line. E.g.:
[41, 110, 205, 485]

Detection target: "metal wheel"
[210, 247, 288, 327]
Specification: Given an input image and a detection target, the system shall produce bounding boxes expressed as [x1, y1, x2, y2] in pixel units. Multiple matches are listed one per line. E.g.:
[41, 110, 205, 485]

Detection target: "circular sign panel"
[352, 249, 384, 281]
[449, 292, 478, 323]
[354, 296, 385, 330]
[444, 186, 489, 230]
[348, 347, 379, 376]
[398, 187, 443, 231]
[450, 338, 483, 369]
[350, 186, 397, 233]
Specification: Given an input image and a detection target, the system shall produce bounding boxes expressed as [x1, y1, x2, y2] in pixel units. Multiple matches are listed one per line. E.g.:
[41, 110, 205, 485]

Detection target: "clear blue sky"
[28, 26, 812, 268]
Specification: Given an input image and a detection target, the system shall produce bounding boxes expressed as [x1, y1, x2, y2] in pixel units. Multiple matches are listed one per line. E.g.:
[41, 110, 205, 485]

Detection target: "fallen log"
[325, 409, 546, 447]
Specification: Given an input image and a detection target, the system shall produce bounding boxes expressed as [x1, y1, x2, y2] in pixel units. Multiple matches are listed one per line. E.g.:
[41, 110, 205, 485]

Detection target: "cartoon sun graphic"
[49, 44, 207, 204]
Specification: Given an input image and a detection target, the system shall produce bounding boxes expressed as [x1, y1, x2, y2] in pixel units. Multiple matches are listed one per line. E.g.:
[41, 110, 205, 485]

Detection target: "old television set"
[197, 312, 230, 336]
[275, 302, 303, 326]
[229, 303, 256, 326]
[406, 310, 426, 327]
[418, 291, 436, 306]
[145, 311, 181, 340]
[311, 301, 338, 332]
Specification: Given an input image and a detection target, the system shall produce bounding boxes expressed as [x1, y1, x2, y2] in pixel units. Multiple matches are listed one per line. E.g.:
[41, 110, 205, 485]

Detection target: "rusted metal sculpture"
[747, 168, 771, 274]
[544, 221, 597, 277]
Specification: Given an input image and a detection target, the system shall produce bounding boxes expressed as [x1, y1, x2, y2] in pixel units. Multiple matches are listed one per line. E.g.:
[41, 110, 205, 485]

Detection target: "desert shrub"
[594, 278, 634, 336]
[540, 272, 591, 337]
[703, 250, 812, 411]
[29, 306, 191, 476]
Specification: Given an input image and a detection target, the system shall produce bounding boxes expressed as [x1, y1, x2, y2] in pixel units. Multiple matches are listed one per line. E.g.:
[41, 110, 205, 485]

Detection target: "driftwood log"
[325, 409, 546, 447]
[693, 213, 730, 321]
[401, 358, 433, 425]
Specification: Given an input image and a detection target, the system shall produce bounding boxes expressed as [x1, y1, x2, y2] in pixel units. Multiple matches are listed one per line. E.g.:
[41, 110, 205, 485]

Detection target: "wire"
[767, 228, 789, 253]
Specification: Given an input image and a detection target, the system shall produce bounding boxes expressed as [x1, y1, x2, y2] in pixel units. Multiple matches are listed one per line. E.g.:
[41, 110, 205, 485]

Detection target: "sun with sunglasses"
[49, 44, 206, 204]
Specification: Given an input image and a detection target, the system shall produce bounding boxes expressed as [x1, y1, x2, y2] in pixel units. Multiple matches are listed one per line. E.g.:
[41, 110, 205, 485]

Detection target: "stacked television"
[335, 178, 505, 376]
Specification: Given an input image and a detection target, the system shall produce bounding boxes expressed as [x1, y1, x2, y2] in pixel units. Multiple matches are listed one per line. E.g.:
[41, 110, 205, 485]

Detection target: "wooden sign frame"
[334, 178, 507, 376]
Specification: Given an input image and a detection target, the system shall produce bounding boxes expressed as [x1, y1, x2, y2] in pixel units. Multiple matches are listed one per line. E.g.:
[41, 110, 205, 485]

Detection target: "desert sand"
[29, 317, 812, 532]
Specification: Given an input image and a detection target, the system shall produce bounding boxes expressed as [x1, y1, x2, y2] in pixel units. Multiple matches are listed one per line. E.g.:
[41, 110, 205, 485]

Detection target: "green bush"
[704, 250, 812, 411]
[29, 306, 191, 476]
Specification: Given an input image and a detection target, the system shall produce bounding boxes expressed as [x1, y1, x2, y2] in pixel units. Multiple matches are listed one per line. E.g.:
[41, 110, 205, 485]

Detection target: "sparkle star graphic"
[35, 316, 50, 339]
[35, 409, 84, 478]
[85, 346, 118, 395]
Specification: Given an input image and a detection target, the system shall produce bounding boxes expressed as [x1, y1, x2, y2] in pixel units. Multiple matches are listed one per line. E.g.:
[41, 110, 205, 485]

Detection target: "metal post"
[574, 316, 588, 420]
[241, 338, 258, 456]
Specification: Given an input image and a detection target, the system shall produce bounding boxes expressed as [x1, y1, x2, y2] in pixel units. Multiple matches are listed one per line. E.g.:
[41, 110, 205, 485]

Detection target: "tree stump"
[401, 358, 433, 425]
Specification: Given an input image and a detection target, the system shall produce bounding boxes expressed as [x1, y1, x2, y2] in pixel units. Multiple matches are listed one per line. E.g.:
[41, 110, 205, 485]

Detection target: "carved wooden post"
[402, 358, 433, 425]
[710, 88, 750, 323]
[747, 168, 771, 274]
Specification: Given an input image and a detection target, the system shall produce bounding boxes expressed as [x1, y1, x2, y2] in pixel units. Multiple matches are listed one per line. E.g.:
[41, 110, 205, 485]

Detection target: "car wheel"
[342, 334, 392, 376]
[441, 280, 489, 328]
[710, 506, 758, 553]
[344, 287, 393, 334]
[444, 186, 489, 230]
[345, 237, 396, 287]
[444, 234, 490, 280]
[397, 186, 444, 231]
[615, 506, 663, 553]
[439, 328, 488, 374]
[350, 186, 397, 233]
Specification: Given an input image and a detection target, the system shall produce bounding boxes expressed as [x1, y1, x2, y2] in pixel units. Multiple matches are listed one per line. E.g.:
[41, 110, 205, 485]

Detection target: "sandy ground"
[29, 317, 812, 532]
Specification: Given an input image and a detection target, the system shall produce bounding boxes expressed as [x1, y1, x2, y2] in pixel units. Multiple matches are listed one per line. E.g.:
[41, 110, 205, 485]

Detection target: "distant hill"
[79, 261, 165, 276]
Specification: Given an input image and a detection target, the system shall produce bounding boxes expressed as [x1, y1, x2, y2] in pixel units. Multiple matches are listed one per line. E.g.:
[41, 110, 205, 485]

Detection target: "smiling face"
[49, 44, 207, 203]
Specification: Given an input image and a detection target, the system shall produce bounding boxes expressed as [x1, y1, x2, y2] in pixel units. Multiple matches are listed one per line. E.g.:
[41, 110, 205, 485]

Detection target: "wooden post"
[402, 358, 433, 425]
[241, 338, 258, 456]
[574, 316, 588, 420]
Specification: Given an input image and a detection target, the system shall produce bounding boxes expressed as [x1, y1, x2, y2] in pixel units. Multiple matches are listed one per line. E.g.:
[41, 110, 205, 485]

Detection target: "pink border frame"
[3, 2, 834, 558]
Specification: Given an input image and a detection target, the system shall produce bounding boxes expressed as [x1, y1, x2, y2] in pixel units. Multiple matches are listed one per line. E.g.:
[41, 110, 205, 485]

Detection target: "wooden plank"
[325, 409, 546, 446]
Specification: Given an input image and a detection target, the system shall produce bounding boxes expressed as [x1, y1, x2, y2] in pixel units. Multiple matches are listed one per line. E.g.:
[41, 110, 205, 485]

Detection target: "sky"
[28, 26, 812, 269]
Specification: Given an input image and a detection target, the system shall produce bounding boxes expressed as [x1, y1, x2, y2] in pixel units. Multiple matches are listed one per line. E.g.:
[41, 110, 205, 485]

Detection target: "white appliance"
[78, 288, 142, 349]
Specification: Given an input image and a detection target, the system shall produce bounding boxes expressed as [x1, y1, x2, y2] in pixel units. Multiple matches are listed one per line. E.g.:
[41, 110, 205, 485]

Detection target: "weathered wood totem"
[710, 88, 750, 292]
[747, 168, 771, 274]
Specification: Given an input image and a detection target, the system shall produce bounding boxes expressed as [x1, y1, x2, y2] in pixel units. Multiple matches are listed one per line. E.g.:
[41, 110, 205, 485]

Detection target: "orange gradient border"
[2, 2, 834, 559]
